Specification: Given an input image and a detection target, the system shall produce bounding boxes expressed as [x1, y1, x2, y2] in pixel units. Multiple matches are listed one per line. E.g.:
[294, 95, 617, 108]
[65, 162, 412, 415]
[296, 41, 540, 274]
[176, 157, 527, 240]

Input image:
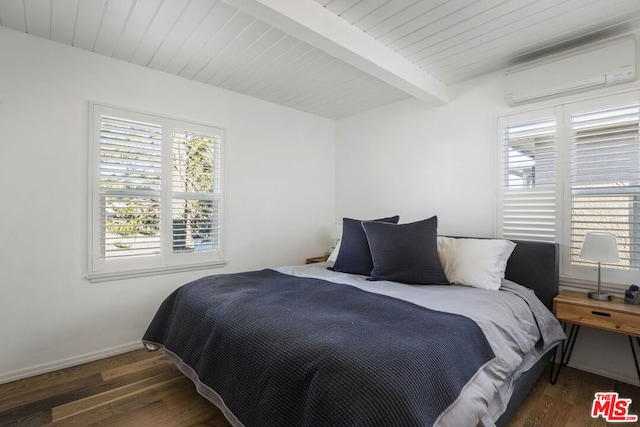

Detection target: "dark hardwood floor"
[0, 349, 231, 426]
[0, 348, 638, 426]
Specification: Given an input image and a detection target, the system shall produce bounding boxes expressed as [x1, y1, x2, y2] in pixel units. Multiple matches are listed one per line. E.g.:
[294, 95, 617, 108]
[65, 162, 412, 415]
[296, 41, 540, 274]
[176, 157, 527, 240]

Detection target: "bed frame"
[496, 238, 559, 426]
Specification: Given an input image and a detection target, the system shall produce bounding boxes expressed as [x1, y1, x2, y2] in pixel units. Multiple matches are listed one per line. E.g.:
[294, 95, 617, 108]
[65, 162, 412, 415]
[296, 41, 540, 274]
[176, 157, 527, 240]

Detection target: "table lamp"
[579, 232, 619, 300]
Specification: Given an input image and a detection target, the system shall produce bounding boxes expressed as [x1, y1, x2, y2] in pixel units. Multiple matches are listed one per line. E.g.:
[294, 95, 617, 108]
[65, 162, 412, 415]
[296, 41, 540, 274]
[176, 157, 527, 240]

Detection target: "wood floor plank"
[2, 362, 178, 418]
[51, 371, 183, 421]
[570, 368, 616, 405]
[100, 355, 171, 381]
[162, 382, 232, 426]
[529, 395, 573, 427]
[0, 373, 105, 415]
[507, 376, 547, 427]
[46, 403, 114, 427]
[72, 400, 170, 427]
[0, 352, 140, 402]
[0, 407, 52, 427]
[565, 404, 604, 427]
[108, 377, 189, 417]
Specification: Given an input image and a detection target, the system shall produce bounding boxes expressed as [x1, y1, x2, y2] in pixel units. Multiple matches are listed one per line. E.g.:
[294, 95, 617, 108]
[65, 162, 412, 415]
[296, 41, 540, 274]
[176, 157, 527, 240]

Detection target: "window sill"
[87, 260, 228, 283]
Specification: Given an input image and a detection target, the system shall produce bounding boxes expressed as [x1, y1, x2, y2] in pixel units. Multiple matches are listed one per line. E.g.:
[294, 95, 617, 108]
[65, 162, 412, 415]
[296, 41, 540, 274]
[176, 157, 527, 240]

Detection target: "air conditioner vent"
[504, 36, 636, 106]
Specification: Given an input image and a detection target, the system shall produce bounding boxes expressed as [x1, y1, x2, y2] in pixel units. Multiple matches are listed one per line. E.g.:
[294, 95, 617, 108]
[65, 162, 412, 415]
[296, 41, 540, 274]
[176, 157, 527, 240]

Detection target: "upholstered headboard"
[504, 239, 559, 310]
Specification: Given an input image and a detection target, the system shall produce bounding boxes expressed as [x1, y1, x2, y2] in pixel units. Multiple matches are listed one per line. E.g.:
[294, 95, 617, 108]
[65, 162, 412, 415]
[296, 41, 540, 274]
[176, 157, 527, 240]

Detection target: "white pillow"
[437, 237, 516, 290]
[327, 240, 341, 262]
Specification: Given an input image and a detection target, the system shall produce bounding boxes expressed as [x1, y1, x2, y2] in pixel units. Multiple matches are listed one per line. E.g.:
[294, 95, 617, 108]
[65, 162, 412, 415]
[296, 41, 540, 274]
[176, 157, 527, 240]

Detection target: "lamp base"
[588, 291, 612, 301]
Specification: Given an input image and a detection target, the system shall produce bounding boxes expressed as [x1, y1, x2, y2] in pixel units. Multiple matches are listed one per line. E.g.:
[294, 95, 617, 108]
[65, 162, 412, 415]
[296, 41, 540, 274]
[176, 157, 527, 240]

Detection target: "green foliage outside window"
[103, 130, 216, 252]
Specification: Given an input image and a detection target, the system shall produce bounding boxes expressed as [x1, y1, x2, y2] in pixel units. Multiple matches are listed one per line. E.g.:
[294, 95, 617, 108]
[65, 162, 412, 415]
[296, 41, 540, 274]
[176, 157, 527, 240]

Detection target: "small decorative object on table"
[625, 284, 640, 304]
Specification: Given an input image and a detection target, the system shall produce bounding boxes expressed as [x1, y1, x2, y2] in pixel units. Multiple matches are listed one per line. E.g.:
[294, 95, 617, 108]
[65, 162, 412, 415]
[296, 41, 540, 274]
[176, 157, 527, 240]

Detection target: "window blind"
[171, 129, 222, 253]
[501, 118, 557, 242]
[570, 103, 640, 270]
[99, 116, 162, 259]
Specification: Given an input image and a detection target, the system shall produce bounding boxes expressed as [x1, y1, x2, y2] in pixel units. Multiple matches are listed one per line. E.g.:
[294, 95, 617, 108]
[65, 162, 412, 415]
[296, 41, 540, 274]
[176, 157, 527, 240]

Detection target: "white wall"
[335, 51, 640, 386]
[336, 73, 502, 235]
[0, 27, 335, 382]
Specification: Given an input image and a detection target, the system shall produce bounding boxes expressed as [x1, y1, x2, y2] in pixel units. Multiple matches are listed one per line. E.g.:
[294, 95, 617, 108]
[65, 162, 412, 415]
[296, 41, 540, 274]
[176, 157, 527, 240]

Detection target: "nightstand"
[550, 289, 640, 384]
[305, 255, 329, 264]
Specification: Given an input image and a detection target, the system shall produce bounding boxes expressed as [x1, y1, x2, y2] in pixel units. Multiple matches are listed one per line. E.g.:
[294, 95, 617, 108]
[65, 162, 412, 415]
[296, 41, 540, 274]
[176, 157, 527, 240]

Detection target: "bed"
[143, 216, 564, 426]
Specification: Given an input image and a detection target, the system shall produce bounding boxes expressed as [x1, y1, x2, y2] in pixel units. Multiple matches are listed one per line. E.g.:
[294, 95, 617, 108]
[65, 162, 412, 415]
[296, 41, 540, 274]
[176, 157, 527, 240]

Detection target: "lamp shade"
[580, 232, 619, 263]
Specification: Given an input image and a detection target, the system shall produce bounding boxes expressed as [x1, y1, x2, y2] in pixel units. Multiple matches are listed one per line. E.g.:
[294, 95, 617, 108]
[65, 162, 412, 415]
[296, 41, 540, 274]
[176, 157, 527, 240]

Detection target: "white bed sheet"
[274, 262, 565, 426]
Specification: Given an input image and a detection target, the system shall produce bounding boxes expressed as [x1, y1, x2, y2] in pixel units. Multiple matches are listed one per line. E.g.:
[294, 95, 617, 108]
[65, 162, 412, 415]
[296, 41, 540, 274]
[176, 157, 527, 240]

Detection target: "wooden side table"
[305, 255, 329, 264]
[550, 289, 640, 384]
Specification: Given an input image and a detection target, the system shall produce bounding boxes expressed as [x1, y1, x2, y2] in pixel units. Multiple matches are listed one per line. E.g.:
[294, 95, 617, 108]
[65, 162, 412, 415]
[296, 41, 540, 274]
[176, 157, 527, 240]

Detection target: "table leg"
[550, 323, 580, 384]
[629, 336, 640, 383]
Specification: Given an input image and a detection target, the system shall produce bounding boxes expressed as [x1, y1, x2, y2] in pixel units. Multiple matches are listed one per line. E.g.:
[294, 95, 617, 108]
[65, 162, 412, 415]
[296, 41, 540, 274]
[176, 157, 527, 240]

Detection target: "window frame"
[498, 91, 640, 292]
[88, 103, 226, 282]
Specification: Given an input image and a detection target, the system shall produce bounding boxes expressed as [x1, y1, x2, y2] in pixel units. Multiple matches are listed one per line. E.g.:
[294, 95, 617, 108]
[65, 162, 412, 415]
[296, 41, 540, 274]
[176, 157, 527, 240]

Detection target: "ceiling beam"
[221, 0, 450, 106]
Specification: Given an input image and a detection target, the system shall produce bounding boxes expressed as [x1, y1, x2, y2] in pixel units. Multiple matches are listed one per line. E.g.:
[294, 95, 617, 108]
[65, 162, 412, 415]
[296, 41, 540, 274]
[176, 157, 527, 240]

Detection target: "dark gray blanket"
[143, 269, 495, 426]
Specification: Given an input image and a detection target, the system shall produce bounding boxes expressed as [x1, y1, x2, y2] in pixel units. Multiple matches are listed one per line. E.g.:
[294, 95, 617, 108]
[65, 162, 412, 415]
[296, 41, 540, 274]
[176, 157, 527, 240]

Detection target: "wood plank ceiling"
[1, 0, 639, 119]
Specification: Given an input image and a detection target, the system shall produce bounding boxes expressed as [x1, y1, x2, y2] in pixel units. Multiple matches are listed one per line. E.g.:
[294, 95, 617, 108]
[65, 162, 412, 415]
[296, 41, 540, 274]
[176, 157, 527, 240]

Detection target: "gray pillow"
[331, 215, 399, 276]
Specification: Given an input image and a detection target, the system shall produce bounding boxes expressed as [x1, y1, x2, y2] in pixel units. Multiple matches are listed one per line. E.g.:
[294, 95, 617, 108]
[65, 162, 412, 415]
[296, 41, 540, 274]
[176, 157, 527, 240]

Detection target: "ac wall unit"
[504, 35, 636, 106]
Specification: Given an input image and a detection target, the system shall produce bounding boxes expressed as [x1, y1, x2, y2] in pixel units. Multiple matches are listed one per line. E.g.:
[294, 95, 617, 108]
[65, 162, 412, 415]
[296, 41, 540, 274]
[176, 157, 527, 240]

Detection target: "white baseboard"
[0, 342, 143, 385]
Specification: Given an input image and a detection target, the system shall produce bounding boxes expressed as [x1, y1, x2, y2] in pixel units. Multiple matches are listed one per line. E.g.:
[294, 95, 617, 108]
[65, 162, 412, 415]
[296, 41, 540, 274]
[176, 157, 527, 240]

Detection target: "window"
[570, 104, 640, 270]
[89, 104, 224, 281]
[500, 114, 558, 242]
[498, 92, 640, 290]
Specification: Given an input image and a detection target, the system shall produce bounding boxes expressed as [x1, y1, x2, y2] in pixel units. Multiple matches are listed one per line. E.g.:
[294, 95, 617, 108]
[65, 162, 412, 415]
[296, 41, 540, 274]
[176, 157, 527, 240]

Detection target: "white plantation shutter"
[89, 104, 225, 281]
[500, 117, 557, 242]
[570, 103, 640, 270]
[99, 116, 162, 259]
[171, 129, 222, 254]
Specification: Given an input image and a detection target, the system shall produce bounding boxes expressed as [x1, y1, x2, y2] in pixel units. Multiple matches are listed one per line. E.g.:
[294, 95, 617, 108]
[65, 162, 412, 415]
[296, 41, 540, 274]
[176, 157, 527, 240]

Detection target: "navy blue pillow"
[331, 215, 400, 276]
[361, 216, 449, 285]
